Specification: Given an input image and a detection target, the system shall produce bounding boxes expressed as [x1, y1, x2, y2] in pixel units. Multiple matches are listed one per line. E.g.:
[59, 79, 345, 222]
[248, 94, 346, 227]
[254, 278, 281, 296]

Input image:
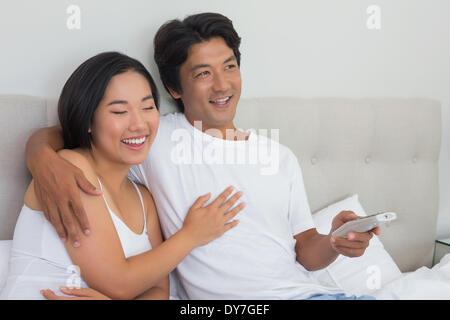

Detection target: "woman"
[0, 52, 244, 300]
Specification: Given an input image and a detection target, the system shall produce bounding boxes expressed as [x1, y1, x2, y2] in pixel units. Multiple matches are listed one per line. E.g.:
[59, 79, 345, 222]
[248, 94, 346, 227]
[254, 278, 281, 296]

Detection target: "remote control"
[331, 212, 397, 238]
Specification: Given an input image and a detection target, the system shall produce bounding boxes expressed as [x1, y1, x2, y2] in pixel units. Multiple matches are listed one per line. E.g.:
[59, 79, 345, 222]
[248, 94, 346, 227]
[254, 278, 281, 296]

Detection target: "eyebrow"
[223, 56, 236, 64]
[107, 94, 153, 106]
[190, 55, 237, 72]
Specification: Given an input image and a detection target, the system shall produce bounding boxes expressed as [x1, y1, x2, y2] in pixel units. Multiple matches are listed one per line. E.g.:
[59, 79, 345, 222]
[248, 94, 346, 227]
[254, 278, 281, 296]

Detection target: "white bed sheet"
[373, 253, 450, 300]
[0, 240, 12, 292]
[1, 240, 450, 299]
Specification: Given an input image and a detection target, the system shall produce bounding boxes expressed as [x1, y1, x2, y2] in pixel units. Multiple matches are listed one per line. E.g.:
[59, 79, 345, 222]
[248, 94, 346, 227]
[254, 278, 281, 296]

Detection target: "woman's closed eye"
[111, 110, 127, 115]
[111, 106, 155, 114]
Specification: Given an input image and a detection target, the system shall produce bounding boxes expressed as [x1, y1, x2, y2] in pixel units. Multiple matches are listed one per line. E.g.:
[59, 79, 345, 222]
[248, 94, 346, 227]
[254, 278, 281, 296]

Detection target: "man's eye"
[143, 106, 155, 110]
[111, 111, 127, 115]
[196, 71, 210, 78]
[225, 64, 236, 70]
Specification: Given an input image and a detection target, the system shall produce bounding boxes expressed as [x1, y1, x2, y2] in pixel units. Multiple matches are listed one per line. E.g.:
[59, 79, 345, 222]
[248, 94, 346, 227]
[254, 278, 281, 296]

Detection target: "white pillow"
[310, 195, 402, 296]
[0, 240, 12, 292]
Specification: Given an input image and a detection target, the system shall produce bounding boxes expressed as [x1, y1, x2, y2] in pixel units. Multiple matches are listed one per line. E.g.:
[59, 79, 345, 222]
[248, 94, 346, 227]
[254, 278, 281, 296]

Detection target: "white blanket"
[1, 240, 450, 299]
[373, 253, 450, 300]
[0, 240, 12, 292]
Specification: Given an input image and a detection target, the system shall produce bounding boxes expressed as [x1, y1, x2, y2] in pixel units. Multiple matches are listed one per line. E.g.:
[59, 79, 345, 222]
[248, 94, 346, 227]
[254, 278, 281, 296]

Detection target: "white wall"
[1, 0, 449, 238]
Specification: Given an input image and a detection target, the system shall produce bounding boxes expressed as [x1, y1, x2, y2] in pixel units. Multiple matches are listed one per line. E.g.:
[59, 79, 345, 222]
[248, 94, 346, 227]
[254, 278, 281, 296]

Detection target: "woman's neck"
[81, 148, 131, 195]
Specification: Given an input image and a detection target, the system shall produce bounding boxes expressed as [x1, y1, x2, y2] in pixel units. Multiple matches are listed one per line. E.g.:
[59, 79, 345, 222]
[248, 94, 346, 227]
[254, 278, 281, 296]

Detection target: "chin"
[121, 150, 149, 165]
[123, 158, 147, 166]
[213, 114, 236, 127]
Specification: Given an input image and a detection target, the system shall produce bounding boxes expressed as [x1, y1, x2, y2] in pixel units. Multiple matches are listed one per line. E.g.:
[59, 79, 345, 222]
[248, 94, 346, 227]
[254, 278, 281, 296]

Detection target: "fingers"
[59, 287, 97, 298]
[371, 226, 381, 236]
[49, 204, 67, 243]
[69, 192, 91, 236]
[332, 236, 368, 249]
[191, 193, 212, 209]
[333, 231, 373, 242]
[40, 288, 93, 300]
[331, 231, 373, 257]
[223, 202, 246, 221]
[58, 203, 81, 248]
[219, 190, 243, 213]
[339, 210, 360, 223]
[41, 289, 70, 300]
[223, 219, 240, 232]
[333, 246, 366, 258]
[76, 172, 102, 196]
[30, 153, 91, 248]
[35, 181, 68, 242]
[211, 186, 235, 207]
[54, 188, 91, 245]
[346, 231, 373, 242]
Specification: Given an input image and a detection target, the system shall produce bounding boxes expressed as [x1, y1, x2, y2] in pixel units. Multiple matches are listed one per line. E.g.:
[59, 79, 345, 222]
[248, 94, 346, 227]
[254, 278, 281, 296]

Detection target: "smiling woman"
[107, 94, 155, 152]
[87, 70, 159, 166]
[0, 51, 245, 300]
[58, 53, 159, 151]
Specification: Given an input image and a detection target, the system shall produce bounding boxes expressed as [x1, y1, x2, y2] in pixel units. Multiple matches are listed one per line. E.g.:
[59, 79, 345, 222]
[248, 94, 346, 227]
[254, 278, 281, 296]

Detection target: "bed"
[0, 95, 447, 299]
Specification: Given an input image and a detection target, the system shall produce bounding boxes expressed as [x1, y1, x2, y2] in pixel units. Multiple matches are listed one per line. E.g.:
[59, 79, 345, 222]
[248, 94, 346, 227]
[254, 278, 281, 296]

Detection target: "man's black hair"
[154, 12, 241, 113]
[58, 51, 159, 149]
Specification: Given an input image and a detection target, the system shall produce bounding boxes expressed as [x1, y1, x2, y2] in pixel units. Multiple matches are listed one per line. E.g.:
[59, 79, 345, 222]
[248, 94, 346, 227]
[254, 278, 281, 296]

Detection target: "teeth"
[122, 137, 146, 145]
[211, 96, 230, 104]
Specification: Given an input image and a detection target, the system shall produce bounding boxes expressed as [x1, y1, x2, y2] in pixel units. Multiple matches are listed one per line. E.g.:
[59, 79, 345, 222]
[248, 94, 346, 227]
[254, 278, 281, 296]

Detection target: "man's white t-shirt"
[129, 112, 342, 299]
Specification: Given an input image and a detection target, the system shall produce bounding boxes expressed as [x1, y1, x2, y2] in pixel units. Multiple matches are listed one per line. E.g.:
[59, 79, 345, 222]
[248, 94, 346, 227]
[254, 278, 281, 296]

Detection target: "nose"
[128, 109, 146, 132]
[212, 71, 229, 93]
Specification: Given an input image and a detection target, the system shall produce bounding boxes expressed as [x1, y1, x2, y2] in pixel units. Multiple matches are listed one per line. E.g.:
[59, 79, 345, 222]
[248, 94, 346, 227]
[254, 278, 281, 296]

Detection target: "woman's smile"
[120, 135, 148, 151]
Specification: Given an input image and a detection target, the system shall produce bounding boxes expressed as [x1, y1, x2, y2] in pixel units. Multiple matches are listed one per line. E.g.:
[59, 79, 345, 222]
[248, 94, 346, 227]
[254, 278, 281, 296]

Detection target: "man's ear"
[168, 87, 181, 99]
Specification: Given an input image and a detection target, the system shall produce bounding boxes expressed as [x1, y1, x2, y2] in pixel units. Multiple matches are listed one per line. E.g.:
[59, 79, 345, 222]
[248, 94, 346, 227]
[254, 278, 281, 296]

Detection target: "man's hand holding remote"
[329, 211, 381, 258]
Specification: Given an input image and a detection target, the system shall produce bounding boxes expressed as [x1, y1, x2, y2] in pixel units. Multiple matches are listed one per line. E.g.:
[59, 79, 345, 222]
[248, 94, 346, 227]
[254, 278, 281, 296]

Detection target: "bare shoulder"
[24, 179, 40, 210]
[57, 149, 98, 185]
[57, 149, 92, 172]
[24, 149, 98, 210]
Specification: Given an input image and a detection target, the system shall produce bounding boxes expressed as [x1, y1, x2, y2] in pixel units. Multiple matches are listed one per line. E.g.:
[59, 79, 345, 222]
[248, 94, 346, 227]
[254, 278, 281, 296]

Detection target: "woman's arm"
[135, 185, 169, 300]
[25, 126, 100, 246]
[58, 149, 244, 300]
[135, 285, 168, 300]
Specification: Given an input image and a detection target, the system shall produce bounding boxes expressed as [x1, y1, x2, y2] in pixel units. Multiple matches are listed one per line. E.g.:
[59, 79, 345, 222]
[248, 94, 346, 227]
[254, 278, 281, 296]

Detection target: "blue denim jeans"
[305, 293, 376, 300]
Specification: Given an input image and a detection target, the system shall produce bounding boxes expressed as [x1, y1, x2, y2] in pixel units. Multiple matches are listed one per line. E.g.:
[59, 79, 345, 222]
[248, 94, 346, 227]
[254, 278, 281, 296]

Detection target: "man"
[26, 12, 379, 299]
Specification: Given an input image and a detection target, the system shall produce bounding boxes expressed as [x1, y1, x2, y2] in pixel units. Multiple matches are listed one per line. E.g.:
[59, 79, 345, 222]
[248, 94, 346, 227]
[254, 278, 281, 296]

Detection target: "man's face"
[170, 37, 242, 132]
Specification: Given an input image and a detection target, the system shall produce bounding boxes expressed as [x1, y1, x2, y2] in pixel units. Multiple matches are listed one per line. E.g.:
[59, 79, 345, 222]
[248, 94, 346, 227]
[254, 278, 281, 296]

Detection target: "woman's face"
[89, 70, 159, 166]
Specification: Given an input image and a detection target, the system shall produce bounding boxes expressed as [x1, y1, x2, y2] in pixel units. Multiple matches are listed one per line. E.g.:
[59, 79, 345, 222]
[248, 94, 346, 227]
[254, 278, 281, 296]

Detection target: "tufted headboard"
[0, 95, 48, 241]
[235, 97, 441, 272]
[0, 95, 441, 273]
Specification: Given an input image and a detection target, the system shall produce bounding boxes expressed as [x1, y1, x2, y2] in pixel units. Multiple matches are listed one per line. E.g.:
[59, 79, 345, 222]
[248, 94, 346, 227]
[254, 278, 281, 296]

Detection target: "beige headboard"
[235, 97, 441, 272]
[0, 95, 441, 273]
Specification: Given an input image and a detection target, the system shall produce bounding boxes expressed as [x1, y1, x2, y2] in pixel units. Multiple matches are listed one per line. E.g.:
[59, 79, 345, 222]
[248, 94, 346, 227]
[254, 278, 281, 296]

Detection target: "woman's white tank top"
[0, 179, 152, 299]
[97, 178, 152, 258]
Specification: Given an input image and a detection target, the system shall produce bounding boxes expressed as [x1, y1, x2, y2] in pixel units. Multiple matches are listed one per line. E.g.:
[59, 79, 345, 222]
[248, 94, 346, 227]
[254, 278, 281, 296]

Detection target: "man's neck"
[184, 114, 249, 141]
